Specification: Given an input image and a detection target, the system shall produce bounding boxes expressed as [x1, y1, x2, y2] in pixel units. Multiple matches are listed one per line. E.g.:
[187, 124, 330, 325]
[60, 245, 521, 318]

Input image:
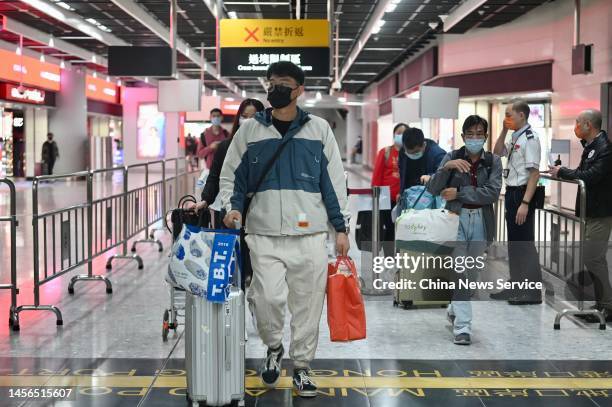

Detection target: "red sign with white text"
[0, 83, 46, 104]
[0, 48, 61, 91]
[221, 99, 242, 115]
[86, 75, 120, 104]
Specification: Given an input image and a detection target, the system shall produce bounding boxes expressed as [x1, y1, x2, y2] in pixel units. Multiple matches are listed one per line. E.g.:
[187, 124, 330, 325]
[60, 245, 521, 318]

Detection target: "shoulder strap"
[243, 135, 295, 218]
[482, 152, 493, 176]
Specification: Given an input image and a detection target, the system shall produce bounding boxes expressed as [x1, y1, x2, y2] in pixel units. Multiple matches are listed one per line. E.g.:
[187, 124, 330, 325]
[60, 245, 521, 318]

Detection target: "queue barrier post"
[0, 179, 19, 327]
[347, 186, 386, 296]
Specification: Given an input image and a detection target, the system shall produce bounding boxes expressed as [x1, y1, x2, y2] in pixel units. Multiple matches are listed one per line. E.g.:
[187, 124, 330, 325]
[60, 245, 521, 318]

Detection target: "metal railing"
[537, 175, 606, 330]
[492, 175, 606, 330]
[0, 179, 19, 327]
[9, 157, 198, 331]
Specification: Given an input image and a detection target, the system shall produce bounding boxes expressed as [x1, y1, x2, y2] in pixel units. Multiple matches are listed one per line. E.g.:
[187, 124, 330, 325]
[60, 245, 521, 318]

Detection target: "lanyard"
[506, 125, 531, 163]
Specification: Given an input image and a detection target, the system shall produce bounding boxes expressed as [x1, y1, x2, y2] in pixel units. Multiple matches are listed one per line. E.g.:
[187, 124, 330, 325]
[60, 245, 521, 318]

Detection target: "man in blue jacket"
[398, 127, 447, 199]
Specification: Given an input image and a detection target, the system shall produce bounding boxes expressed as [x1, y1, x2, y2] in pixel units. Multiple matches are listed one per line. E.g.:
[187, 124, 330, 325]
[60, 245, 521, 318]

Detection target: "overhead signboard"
[158, 79, 202, 112]
[86, 75, 120, 104]
[0, 48, 61, 91]
[108, 46, 174, 77]
[419, 86, 459, 119]
[219, 19, 330, 78]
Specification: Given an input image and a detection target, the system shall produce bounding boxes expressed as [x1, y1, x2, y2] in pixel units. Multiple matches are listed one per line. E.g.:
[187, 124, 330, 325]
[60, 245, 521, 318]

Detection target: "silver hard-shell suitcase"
[185, 285, 245, 407]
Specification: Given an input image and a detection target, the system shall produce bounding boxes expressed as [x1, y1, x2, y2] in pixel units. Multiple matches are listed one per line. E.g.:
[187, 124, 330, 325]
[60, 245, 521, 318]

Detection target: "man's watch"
[340, 225, 350, 235]
[521, 200, 530, 205]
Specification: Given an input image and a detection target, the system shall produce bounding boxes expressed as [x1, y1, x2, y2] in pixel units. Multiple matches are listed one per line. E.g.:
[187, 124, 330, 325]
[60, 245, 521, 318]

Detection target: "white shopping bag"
[395, 208, 460, 243]
[168, 224, 240, 302]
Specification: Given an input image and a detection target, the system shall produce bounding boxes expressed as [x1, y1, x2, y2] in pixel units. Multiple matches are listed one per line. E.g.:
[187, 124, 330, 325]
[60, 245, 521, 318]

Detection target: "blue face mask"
[211, 117, 222, 126]
[464, 139, 486, 154]
[405, 151, 424, 160]
[393, 134, 403, 145]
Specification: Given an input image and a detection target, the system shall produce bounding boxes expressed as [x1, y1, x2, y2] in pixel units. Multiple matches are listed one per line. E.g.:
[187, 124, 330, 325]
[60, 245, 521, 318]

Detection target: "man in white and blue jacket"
[220, 61, 350, 398]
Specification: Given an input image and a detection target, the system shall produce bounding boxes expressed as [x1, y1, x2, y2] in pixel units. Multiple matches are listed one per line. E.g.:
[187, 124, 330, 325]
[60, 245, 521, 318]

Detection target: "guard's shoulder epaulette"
[526, 129, 534, 139]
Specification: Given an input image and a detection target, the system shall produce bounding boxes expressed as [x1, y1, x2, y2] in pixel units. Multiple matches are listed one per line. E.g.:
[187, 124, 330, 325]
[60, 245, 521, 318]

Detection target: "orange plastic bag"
[326, 257, 367, 342]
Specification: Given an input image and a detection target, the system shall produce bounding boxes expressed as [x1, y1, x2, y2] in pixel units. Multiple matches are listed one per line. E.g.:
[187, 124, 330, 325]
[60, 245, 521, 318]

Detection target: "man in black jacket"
[549, 109, 612, 321]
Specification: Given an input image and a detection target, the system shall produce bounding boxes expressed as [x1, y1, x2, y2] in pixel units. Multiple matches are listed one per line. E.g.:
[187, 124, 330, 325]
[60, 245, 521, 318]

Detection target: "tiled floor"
[0, 165, 611, 406]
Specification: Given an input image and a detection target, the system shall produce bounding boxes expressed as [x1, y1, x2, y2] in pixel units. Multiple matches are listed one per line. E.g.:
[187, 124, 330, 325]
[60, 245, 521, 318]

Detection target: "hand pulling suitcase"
[185, 274, 245, 406]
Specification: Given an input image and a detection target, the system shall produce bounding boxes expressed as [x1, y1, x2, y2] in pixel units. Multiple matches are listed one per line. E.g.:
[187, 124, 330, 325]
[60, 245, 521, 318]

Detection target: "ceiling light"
[144, 77, 149, 83]
[56, 1, 74, 11]
[93, 71, 97, 78]
[177, 8, 187, 14]
[371, 20, 386, 35]
[106, 76, 110, 82]
[337, 97, 347, 103]
[92, 55, 97, 63]
[186, 48, 190, 57]
[316, 91, 322, 100]
[228, 11, 238, 19]
[428, 21, 439, 30]
[225, 97, 235, 101]
[212, 89, 217, 96]
[39, 54, 45, 62]
[60, 60, 66, 69]
[241, 90, 246, 97]
[117, 79, 122, 86]
[354, 61, 387, 65]
[15, 46, 21, 55]
[438, 14, 448, 22]
[224, 2, 290, 5]
[386, 4, 397, 12]
[48, 36, 55, 47]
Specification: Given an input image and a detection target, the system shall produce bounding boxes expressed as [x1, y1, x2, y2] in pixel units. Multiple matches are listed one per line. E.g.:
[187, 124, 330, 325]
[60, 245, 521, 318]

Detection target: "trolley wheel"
[553, 323, 560, 330]
[599, 324, 606, 330]
[138, 264, 144, 270]
[393, 300, 398, 308]
[56, 319, 63, 326]
[162, 310, 170, 342]
[401, 301, 413, 310]
[106, 264, 112, 270]
[131, 246, 137, 253]
[68, 287, 74, 295]
[106, 288, 113, 294]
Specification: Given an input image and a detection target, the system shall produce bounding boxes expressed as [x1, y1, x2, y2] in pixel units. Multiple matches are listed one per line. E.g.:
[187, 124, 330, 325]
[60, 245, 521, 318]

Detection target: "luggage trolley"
[162, 273, 186, 341]
[162, 195, 212, 341]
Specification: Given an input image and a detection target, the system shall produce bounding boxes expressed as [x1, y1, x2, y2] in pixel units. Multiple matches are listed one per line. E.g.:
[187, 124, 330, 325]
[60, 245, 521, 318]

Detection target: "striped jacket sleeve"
[320, 124, 350, 233]
[219, 125, 249, 215]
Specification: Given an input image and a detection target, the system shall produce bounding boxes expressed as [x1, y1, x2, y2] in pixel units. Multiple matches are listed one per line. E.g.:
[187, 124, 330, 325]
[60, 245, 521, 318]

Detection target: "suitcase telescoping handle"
[223, 218, 243, 371]
[225, 306, 232, 371]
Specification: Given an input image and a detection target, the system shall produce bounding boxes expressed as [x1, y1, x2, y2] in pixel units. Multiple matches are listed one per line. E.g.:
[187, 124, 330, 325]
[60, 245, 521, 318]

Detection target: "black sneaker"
[453, 333, 471, 345]
[293, 368, 317, 397]
[261, 344, 283, 388]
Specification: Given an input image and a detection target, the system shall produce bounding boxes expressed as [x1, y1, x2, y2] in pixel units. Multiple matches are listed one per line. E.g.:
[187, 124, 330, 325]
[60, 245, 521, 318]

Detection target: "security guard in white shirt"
[491, 100, 543, 305]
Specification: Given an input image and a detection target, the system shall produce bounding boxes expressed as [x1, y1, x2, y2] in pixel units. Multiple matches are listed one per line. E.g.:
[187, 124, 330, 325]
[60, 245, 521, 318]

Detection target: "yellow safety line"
[0, 376, 611, 389]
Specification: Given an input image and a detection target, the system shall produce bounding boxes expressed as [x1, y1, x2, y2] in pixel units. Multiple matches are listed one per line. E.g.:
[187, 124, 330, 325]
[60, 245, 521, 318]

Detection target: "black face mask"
[267, 84, 296, 109]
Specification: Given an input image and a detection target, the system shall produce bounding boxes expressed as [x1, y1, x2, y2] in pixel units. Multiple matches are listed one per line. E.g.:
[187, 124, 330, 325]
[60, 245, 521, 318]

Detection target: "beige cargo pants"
[245, 232, 328, 369]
